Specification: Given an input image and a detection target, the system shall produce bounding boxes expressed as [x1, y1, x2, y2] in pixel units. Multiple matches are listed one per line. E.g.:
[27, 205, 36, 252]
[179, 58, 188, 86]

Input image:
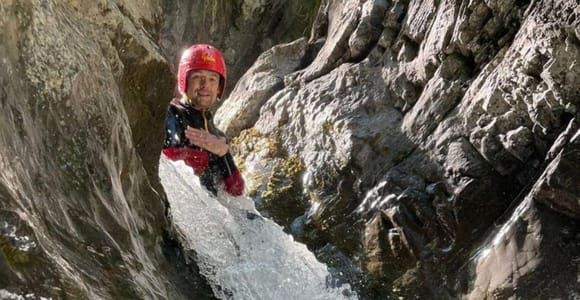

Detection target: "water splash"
[159, 156, 357, 300]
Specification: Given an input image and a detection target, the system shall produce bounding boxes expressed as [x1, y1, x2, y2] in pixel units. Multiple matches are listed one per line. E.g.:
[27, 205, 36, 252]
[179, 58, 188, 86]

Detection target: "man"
[162, 44, 244, 196]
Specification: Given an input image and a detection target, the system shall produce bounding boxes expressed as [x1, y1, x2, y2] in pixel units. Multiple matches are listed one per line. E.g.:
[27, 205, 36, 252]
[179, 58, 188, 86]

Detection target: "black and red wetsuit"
[162, 98, 244, 196]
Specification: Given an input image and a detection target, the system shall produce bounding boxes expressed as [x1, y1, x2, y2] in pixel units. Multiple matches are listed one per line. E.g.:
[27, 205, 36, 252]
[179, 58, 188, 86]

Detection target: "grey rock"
[531, 120, 580, 217]
[289, 0, 363, 84]
[499, 126, 534, 162]
[401, 55, 469, 143]
[0, 1, 207, 298]
[215, 38, 308, 137]
[3, 0, 579, 298]
[348, 0, 388, 60]
[234, 0, 580, 297]
[444, 137, 491, 180]
[255, 62, 415, 186]
[401, 0, 438, 43]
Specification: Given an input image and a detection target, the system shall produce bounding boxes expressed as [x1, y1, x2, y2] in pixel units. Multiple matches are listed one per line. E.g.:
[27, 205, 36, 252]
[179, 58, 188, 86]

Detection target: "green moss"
[0, 236, 32, 267]
[390, 266, 431, 299]
[257, 154, 307, 228]
[114, 26, 173, 185]
[231, 127, 284, 171]
[53, 127, 91, 194]
[232, 129, 307, 227]
[322, 120, 334, 135]
[261, 155, 304, 201]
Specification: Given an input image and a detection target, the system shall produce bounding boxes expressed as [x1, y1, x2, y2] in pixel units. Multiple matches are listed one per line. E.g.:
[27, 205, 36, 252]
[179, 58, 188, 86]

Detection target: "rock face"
[216, 38, 309, 136]
[0, 0, 207, 298]
[220, 0, 580, 297]
[462, 120, 580, 299]
[0, 1, 319, 299]
[1, 0, 578, 298]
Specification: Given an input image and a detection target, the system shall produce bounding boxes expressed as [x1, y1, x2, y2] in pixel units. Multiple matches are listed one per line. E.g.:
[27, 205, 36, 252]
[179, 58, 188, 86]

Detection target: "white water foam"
[159, 156, 357, 300]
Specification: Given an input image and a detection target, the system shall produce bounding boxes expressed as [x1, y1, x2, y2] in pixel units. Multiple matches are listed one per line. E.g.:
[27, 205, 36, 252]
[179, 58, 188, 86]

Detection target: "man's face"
[186, 69, 220, 110]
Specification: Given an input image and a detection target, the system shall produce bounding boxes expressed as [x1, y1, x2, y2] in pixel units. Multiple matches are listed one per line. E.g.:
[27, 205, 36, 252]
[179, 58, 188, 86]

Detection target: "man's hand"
[185, 126, 229, 157]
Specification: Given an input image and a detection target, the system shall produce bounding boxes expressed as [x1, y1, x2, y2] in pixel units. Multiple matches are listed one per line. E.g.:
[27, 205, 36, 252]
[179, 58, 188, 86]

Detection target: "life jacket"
[163, 99, 243, 196]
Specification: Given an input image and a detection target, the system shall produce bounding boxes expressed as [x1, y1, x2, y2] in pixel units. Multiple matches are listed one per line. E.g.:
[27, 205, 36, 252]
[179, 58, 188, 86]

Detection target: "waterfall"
[158, 156, 357, 300]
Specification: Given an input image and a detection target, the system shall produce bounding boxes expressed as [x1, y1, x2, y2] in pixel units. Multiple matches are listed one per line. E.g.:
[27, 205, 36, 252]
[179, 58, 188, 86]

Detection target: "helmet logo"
[201, 53, 216, 63]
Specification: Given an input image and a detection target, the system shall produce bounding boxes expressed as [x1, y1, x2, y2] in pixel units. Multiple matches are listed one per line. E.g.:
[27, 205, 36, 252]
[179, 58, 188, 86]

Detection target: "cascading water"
[159, 155, 357, 300]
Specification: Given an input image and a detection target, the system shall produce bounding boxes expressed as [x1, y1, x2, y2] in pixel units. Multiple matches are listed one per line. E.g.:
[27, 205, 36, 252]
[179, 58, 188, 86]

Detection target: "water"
[159, 156, 357, 300]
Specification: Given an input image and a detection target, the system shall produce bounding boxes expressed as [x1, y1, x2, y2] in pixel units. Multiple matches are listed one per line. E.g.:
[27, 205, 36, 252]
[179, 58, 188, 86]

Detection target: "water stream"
[158, 156, 357, 300]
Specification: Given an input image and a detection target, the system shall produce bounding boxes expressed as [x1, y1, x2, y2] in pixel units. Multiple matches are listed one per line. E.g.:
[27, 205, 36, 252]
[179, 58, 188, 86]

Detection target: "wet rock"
[356, 167, 426, 218]
[531, 120, 580, 217]
[361, 212, 410, 289]
[0, 209, 77, 298]
[0, 1, 203, 298]
[459, 198, 580, 299]
[315, 243, 364, 292]
[450, 176, 519, 243]
[236, 0, 580, 297]
[1, 0, 579, 297]
[230, 129, 307, 229]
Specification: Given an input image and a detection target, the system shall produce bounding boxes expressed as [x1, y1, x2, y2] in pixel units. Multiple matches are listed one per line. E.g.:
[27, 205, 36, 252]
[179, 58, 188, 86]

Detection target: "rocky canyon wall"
[0, 0, 316, 298]
[218, 0, 580, 298]
[1, 0, 578, 298]
[0, 0, 181, 298]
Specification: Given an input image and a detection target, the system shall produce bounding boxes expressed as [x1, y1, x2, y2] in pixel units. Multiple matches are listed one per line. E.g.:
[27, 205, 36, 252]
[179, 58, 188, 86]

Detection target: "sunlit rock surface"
[0, 0, 204, 298]
[215, 38, 309, 137]
[221, 0, 580, 297]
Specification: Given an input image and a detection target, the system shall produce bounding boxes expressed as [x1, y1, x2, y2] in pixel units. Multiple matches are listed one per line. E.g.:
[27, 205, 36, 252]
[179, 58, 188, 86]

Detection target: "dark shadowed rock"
[532, 120, 580, 218]
[459, 197, 580, 299]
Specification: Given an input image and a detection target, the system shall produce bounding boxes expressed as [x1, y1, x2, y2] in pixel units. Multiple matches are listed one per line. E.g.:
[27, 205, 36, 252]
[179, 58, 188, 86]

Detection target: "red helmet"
[177, 44, 227, 98]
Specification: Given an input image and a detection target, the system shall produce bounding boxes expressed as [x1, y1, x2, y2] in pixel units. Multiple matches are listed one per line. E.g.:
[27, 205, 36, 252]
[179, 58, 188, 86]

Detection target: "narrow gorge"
[1, 0, 578, 299]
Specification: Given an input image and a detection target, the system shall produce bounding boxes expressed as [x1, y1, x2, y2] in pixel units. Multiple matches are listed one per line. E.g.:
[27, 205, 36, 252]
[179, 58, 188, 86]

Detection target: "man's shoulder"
[168, 99, 193, 116]
[169, 98, 183, 109]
